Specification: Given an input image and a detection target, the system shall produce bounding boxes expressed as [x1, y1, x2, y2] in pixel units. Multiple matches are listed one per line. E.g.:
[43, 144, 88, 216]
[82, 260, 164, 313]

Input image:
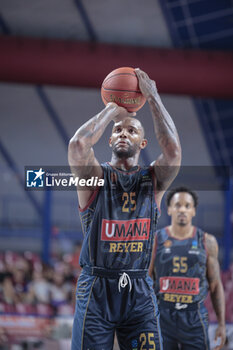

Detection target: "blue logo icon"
[26, 168, 45, 187]
[191, 240, 198, 249]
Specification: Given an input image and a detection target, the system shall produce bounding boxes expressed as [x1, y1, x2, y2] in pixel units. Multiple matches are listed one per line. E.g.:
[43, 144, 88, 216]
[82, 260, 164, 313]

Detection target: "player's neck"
[110, 154, 139, 171]
[169, 223, 194, 239]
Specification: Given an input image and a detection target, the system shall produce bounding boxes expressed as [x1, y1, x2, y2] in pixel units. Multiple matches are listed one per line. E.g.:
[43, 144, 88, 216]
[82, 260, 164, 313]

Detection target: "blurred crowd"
[0, 247, 233, 321]
[0, 247, 233, 349]
[0, 243, 82, 318]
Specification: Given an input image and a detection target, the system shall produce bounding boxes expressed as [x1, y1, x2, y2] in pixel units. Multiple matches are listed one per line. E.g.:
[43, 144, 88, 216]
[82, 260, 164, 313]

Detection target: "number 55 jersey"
[153, 226, 208, 307]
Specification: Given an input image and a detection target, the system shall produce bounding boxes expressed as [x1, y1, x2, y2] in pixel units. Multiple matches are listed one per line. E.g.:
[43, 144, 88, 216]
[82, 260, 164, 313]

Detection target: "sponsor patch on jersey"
[109, 242, 144, 253]
[188, 250, 200, 255]
[101, 218, 150, 241]
[164, 240, 172, 248]
[191, 240, 198, 249]
[160, 276, 200, 295]
[163, 293, 193, 303]
[189, 240, 200, 254]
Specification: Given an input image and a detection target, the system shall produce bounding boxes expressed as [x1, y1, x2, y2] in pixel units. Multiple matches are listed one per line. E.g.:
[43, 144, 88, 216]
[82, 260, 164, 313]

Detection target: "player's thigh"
[116, 317, 163, 350]
[180, 327, 210, 350]
[73, 317, 114, 350]
[162, 339, 180, 350]
[180, 310, 210, 350]
[181, 340, 209, 350]
[71, 273, 115, 350]
[159, 312, 179, 350]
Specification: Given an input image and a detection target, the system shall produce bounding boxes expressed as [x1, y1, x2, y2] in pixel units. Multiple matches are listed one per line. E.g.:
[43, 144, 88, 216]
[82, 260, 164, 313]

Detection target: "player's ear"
[193, 207, 196, 217]
[140, 138, 148, 149]
[167, 206, 172, 216]
[109, 137, 112, 147]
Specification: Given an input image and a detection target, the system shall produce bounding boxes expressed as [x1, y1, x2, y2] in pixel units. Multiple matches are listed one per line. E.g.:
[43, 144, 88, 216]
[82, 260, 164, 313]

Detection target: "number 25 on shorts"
[139, 332, 156, 350]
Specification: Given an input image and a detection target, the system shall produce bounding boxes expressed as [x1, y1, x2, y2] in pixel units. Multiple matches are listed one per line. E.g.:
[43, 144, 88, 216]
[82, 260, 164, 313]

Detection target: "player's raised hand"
[135, 68, 158, 100]
[106, 103, 136, 123]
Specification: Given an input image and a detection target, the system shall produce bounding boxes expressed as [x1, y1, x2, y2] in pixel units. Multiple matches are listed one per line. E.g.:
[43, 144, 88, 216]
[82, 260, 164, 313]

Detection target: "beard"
[112, 143, 138, 159]
[178, 221, 187, 227]
[177, 217, 188, 226]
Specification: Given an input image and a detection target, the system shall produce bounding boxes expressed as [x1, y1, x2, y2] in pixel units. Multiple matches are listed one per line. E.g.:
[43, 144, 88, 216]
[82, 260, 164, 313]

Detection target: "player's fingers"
[106, 102, 118, 109]
[213, 335, 225, 350]
[134, 68, 142, 79]
[129, 112, 136, 117]
[135, 68, 148, 79]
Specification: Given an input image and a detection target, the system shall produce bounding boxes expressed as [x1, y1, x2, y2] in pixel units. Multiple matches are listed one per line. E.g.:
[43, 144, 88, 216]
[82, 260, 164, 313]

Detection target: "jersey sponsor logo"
[163, 293, 193, 303]
[163, 240, 172, 253]
[160, 276, 200, 295]
[191, 240, 198, 249]
[101, 218, 150, 241]
[188, 250, 200, 255]
[109, 242, 143, 253]
[175, 302, 188, 310]
[164, 240, 172, 248]
[189, 240, 200, 254]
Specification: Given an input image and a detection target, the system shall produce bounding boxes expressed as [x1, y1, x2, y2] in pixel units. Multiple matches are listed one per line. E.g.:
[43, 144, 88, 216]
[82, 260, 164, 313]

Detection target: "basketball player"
[68, 68, 181, 349]
[149, 187, 226, 350]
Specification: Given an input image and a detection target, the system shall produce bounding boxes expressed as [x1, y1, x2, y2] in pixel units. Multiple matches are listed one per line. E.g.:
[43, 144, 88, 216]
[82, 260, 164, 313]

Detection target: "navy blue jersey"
[154, 226, 208, 304]
[79, 162, 160, 270]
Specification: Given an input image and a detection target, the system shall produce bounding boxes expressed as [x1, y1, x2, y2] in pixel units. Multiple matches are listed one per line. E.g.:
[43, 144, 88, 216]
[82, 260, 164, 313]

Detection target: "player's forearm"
[69, 103, 118, 158]
[148, 95, 181, 163]
[210, 282, 225, 326]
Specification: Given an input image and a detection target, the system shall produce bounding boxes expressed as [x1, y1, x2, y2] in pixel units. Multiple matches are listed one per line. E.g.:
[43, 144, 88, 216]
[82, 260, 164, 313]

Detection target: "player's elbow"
[166, 143, 182, 165]
[68, 136, 86, 159]
[209, 280, 219, 294]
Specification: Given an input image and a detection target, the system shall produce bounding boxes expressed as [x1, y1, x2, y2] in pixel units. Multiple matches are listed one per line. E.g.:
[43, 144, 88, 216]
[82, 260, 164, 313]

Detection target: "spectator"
[1, 273, 17, 305]
[27, 269, 51, 305]
[50, 273, 72, 309]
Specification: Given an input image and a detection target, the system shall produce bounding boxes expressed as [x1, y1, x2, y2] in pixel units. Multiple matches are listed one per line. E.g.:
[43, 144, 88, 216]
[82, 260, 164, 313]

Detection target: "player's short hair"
[166, 186, 198, 208]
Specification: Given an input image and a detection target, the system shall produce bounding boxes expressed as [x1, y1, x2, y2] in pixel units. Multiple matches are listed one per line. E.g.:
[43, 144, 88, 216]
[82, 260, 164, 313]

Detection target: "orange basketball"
[101, 67, 146, 112]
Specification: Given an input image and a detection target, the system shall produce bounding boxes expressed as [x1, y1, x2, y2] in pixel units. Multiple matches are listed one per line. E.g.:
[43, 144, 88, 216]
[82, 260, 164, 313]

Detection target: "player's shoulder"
[204, 232, 218, 244]
[204, 232, 219, 256]
[156, 226, 168, 237]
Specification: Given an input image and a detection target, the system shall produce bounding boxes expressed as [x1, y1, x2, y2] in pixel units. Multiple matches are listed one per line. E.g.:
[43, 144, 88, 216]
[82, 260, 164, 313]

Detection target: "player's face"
[168, 192, 196, 226]
[109, 118, 147, 159]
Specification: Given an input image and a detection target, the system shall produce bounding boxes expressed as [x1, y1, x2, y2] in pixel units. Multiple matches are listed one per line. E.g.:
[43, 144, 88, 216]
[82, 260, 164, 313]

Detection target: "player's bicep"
[206, 234, 221, 291]
[68, 144, 103, 210]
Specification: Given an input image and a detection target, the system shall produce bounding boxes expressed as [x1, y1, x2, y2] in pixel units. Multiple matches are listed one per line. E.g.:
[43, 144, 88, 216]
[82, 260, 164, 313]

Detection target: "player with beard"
[149, 187, 226, 350]
[68, 68, 181, 350]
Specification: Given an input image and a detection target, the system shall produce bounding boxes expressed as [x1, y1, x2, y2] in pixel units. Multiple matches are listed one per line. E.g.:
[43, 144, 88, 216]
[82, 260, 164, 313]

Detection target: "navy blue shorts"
[159, 301, 210, 350]
[71, 269, 163, 350]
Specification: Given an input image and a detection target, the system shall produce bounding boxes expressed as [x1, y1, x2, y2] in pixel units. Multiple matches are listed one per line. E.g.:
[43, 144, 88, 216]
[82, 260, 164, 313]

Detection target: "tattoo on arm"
[148, 96, 181, 189]
[206, 234, 225, 326]
[74, 107, 117, 151]
[149, 98, 180, 155]
[68, 104, 118, 169]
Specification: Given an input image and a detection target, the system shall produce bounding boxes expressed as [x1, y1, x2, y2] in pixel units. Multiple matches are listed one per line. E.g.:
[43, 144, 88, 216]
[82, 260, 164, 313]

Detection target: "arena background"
[0, 0, 233, 349]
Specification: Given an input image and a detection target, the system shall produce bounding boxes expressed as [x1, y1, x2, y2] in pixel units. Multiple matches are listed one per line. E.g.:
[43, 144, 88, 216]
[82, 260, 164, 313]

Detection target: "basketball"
[101, 67, 146, 112]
